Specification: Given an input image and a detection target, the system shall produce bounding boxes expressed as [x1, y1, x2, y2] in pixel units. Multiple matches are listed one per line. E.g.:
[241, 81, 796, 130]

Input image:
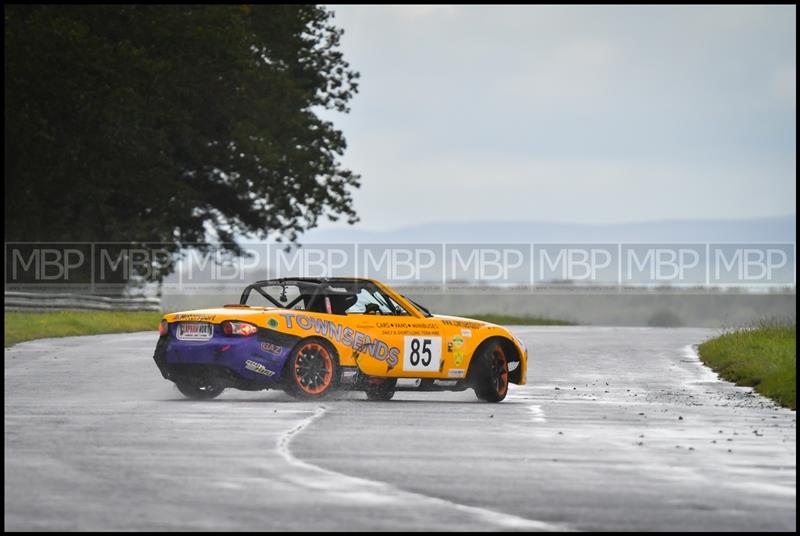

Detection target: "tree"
[4, 5, 360, 284]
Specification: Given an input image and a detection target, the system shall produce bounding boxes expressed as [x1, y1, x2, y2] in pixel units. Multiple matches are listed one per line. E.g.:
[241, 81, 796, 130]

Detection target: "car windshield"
[346, 287, 409, 315]
[404, 296, 432, 317]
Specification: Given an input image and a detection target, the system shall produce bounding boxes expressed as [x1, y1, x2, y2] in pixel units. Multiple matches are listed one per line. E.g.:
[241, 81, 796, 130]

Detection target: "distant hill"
[300, 215, 796, 244]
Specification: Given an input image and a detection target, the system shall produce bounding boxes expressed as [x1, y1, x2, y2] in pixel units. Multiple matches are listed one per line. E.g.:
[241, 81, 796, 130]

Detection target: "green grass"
[461, 313, 576, 326]
[4, 310, 162, 347]
[698, 320, 796, 410]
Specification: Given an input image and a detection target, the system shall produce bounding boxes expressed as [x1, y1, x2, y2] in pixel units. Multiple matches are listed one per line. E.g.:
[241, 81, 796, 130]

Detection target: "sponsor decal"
[376, 321, 429, 329]
[448, 368, 466, 378]
[448, 335, 464, 352]
[454, 350, 465, 367]
[268, 318, 279, 329]
[260, 341, 283, 355]
[376, 321, 438, 337]
[176, 322, 213, 341]
[280, 313, 400, 367]
[461, 328, 472, 338]
[433, 379, 458, 387]
[441, 319, 483, 330]
[174, 313, 216, 322]
[245, 360, 275, 377]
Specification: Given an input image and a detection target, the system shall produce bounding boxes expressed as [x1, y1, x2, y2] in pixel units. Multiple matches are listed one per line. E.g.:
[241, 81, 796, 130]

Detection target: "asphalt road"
[4, 327, 796, 531]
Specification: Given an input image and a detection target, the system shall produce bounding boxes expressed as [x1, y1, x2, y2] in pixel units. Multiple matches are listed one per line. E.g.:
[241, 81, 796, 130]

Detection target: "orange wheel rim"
[294, 343, 333, 395]
[492, 345, 509, 396]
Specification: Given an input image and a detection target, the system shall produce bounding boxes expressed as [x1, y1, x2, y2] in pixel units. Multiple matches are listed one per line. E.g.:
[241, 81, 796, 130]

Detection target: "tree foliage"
[5, 5, 360, 271]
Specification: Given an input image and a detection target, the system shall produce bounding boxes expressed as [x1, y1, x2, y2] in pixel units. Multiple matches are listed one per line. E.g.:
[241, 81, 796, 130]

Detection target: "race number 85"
[403, 336, 441, 372]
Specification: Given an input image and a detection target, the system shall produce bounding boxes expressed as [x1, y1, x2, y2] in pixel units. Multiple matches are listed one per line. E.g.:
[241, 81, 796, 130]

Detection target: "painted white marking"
[213, 481, 244, 490]
[526, 404, 547, 423]
[728, 481, 797, 498]
[682, 345, 726, 384]
[506, 392, 548, 423]
[278, 406, 571, 531]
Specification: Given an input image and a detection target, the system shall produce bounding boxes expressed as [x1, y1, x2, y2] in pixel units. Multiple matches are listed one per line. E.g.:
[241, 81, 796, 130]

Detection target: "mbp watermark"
[178, 245, 267, 287]
[710, 244, 793, 286]
[4, 241, 796, 293]
[359, 244, 441, 284]
[268, 244, 357, 279]
[96, 244, 175, 284]
[534, 244, 618, 285]
[8, 244, 89, 282]
[622, 244, 706, 286]
[447, 244, 529, 287]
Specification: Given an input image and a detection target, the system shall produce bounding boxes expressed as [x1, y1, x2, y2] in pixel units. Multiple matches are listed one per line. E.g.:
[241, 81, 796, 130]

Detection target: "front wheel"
[284, 338, 340, 399]
[471, 340, 509, 403]
[175, 379, 225, 400]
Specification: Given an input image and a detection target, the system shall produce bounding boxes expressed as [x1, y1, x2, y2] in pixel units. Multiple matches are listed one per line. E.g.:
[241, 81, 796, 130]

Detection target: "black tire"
[471, 339, 510, 403]
[175, 379, 225, 400]
[284, 338, 340, 399]
[365, 378, 397, 401]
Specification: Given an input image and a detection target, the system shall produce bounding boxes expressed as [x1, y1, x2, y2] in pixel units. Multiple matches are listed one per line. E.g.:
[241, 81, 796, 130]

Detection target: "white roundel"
[402, 336, 441, 372]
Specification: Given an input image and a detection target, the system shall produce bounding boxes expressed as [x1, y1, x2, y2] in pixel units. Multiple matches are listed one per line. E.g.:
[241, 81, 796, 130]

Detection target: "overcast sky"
[317, 5, 796, 231]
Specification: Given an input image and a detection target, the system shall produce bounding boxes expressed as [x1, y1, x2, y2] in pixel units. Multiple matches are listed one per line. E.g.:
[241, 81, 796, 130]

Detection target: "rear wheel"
[175, 379, 225, 400]
[472, 340, 509, 402]
[284, 338, 340, 399]
[365, 378, 397, 401]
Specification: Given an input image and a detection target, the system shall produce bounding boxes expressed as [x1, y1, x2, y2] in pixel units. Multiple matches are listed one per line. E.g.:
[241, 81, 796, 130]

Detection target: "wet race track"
[4, 327, 796, 531]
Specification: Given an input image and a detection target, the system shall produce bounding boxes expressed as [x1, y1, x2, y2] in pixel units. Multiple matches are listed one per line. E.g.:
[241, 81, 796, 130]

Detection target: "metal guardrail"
[4, 291, 161, 312]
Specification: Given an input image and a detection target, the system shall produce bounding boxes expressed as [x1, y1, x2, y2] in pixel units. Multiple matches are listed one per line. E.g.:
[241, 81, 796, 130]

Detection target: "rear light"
[222, 321, 258, 337]
[158, 320, 169, 336]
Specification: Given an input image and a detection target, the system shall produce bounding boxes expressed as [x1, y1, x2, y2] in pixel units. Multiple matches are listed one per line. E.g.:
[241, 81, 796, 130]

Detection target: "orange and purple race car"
[153, 277, 527, 402]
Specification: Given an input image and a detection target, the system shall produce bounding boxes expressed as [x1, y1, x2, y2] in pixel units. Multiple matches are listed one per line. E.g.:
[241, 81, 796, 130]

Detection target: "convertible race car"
[153, 277, 527, 402]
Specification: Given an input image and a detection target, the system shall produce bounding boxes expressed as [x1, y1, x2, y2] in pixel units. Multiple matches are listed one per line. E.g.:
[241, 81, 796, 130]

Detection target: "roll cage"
[239, 277, 428, 318]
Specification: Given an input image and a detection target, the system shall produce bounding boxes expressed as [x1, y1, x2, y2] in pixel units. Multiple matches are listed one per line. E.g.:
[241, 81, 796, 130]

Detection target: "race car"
[153, 277, 527, 402]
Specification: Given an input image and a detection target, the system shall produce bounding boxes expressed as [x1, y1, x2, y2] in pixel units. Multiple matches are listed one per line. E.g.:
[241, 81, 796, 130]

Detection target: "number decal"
[410, 338, 420, 365]
[403, 336, 441, 372]
[421, 339, 432, 366]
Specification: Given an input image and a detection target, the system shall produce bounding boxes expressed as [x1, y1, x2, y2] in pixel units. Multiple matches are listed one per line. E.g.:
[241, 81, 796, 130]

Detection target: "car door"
[345, 288, 450, 379]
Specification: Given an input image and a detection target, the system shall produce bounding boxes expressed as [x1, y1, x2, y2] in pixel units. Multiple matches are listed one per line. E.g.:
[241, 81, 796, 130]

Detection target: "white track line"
[526, 404, 547, 423]
[277, 405, 573, 531]
[682, 344, 726, 384]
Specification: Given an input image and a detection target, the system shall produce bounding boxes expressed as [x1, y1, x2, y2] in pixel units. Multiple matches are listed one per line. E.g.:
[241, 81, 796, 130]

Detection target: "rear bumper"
[153, 325, 300, 387]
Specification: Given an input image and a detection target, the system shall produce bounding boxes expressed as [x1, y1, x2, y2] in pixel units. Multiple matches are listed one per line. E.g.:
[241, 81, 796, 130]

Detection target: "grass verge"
[462, 313, 576, 326]
[5, 310, 162, 348]
[698, 321, 796, 410]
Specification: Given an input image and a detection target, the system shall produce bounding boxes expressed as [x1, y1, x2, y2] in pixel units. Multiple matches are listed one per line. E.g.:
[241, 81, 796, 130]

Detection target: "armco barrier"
[4, 291, 161, 312]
